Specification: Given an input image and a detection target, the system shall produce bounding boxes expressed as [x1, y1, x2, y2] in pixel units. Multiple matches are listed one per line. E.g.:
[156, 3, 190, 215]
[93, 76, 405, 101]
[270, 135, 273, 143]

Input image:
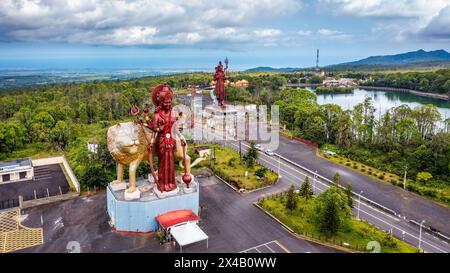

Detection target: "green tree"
[414, 104, 441, 140]
[299, 176, 314, 199]
[285, 184, 298, 212]
[313, 186, 351, 236]
[255, 167, 268, 178]
[31, 111, 55, 142]
[333, 172, 342, 186]
[81, 162, 112, 190]
[78, 103, 88, 124]
[0, 121, 27, 153]
[244, 141, 258, 168]
[51, 120, 70, 150]
[345, 183, 353, 208]
[416, 172, 433, 184]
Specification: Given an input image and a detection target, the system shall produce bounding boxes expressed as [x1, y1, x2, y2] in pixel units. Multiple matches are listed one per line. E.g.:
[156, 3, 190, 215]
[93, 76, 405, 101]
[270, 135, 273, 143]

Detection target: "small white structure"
[87, 142, 99, 154]
[170, 222, 209, 253]
[0, 158, 33, 183]
[323, 78, 357, 87]
[196, 146, 211, 158]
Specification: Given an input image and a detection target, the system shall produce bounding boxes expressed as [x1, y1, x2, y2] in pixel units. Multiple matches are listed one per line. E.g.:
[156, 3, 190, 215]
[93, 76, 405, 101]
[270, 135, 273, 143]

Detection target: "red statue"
[131, 83, 191, 193]
[214, 59, 228, 107]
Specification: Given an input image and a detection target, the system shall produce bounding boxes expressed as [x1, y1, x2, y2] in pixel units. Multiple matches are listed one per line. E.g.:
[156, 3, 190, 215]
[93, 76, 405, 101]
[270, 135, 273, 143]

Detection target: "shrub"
[382, 234, 398, 248]
[416, 172, 433, 184]
[227, 157, 236, 167]
[255, 167, 268, 179]
[419, 188, 437, 197]
[346, 162, 351, 166]
[378, 174, 385, 180]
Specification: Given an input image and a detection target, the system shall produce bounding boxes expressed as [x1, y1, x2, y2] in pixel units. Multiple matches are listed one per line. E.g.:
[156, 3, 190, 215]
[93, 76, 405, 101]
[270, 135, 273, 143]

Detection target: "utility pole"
[357, 190, 363, 220]
[313, 170, 317, 193]
[277, 156, 282, 178]
[403, 164, 408, 190]
[316, 49, 320, 73]
[239, 140, 242, 158]
[419, 220, 425, 251]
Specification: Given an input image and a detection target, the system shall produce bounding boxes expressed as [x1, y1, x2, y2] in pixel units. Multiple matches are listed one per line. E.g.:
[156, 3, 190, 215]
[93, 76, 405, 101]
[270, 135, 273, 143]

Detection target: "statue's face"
[161, 96, 172, 110]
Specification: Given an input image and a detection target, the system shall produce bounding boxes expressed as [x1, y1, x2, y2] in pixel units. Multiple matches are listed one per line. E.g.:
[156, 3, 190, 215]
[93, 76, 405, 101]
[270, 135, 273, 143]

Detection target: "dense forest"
[0, 71, 449, 204]
[339, 69, 450, 95]
[273, 89, 450, 204]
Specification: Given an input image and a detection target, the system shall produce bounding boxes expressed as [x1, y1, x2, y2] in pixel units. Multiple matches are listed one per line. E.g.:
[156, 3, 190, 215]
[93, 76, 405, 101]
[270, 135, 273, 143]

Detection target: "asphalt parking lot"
[239, 241, 290, 253]
[0, 164, 70, 209]
[17, 175, 338, 253]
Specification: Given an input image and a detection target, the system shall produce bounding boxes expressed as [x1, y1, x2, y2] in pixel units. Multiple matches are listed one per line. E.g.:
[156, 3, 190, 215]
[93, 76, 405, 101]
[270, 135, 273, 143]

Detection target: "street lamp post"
[419, 220, 425, 251]
[313, 170, 317, 193]
[239, 140, 242, 158]
[403, 164, 408, 190]
[277, 156, 282, 178]
[357, 190, 363, 220]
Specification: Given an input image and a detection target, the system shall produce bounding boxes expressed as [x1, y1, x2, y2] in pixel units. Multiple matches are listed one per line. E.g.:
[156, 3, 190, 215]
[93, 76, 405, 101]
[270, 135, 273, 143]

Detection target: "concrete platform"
[107, 177, 199, 232]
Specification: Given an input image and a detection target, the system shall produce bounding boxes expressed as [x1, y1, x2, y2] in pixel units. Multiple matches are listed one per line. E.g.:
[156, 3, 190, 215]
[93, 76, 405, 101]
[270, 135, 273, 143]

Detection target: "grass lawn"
[319, 150, 450, 207]
[260, 196, 419, 253]
[193, 144, 278, 191]
[0, 143, 64, 161]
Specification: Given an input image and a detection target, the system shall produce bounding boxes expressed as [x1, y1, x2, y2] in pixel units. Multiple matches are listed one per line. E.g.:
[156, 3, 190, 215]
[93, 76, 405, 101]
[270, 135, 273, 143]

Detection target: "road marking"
[264, 243, 276, 253]
[204, 133, 449, 253]
[239, 240, 289, 253]
[273, 240, 291, 253]
[228, 141, 447, 253]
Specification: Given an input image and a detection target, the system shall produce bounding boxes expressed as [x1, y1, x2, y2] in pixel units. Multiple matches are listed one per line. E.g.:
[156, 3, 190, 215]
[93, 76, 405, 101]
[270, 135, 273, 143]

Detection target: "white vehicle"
[265, 149, 274, 156]
[254, 144, 263, 151]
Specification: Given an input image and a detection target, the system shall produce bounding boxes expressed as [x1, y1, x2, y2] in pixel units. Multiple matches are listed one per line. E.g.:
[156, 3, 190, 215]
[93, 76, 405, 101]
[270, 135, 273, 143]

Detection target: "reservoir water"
[308, 87, 450, 121]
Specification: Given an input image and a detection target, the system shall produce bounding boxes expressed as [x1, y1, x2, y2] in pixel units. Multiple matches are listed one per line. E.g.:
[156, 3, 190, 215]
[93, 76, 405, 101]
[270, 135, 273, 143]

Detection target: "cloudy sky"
[1, 0, 450, 70]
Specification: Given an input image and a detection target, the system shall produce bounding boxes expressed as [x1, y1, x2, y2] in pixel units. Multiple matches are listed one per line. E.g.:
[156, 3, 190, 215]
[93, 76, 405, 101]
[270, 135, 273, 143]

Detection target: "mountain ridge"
[244, 49, 450, 72]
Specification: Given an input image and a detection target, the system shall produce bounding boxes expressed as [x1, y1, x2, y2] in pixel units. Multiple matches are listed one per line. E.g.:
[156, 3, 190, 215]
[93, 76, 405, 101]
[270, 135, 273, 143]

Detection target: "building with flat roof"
[195, 146, 211, 158]
[0, 158, 34, 183]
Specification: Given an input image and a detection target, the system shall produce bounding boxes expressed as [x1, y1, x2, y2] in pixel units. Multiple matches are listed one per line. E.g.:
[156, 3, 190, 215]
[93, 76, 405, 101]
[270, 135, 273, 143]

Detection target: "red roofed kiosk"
[156, 209, 208, 252]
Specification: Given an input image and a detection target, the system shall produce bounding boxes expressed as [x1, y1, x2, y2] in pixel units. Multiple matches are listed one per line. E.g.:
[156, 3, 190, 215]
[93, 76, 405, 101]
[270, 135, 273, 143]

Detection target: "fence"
[21, 185, 70, 202]
[0, 209, 43, 253]
[0, 199, 19, 210]
[0, 184, 71, 210]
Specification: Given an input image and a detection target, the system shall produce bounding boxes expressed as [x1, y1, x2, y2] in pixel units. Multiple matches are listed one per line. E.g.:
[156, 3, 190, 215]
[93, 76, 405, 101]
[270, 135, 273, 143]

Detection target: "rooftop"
[196, 146, 210, 151]
[0, 158, 32, 173]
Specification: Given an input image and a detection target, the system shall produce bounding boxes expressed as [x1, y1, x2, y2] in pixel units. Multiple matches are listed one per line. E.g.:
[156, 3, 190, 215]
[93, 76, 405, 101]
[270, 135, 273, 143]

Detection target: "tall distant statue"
[214, 58, 228, 107]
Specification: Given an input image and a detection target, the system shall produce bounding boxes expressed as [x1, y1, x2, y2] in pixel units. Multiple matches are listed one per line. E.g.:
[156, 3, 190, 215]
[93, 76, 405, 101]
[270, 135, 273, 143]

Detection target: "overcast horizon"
[1, 0, 450, 70]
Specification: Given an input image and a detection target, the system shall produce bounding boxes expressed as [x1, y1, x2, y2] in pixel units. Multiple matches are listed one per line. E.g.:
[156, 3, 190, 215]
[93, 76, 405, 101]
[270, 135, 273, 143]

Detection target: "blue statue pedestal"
[106, 175, 199, 233]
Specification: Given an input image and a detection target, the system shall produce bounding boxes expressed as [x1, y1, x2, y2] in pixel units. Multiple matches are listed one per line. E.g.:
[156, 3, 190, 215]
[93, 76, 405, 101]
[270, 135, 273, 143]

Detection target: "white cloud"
[297, 30, 312, 36]
[317, 28, 351, 39]
[322, 0, 448, 18]
[419, 5, 450, 40]
[254, 29, 281, 38]
[321, 0, 450, 42]
[0, 0, 302, 47]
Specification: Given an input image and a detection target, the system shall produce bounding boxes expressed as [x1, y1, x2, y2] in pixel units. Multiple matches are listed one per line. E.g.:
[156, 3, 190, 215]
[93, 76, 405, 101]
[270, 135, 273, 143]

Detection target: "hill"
[244, 66, 298, 72]
[336, 49, 450, 66]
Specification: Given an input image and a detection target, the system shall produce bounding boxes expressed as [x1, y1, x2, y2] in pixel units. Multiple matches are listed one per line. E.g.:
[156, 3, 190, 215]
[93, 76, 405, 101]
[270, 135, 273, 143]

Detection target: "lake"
[307, 87, 450, 121]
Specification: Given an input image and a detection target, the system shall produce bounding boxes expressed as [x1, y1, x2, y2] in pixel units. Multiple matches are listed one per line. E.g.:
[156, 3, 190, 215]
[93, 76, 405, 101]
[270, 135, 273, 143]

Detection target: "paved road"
[274, 135, 450, 236]
[196, 176, 337, 253]
[186, 95, 450, 252]
[213, 137, 450, 253]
